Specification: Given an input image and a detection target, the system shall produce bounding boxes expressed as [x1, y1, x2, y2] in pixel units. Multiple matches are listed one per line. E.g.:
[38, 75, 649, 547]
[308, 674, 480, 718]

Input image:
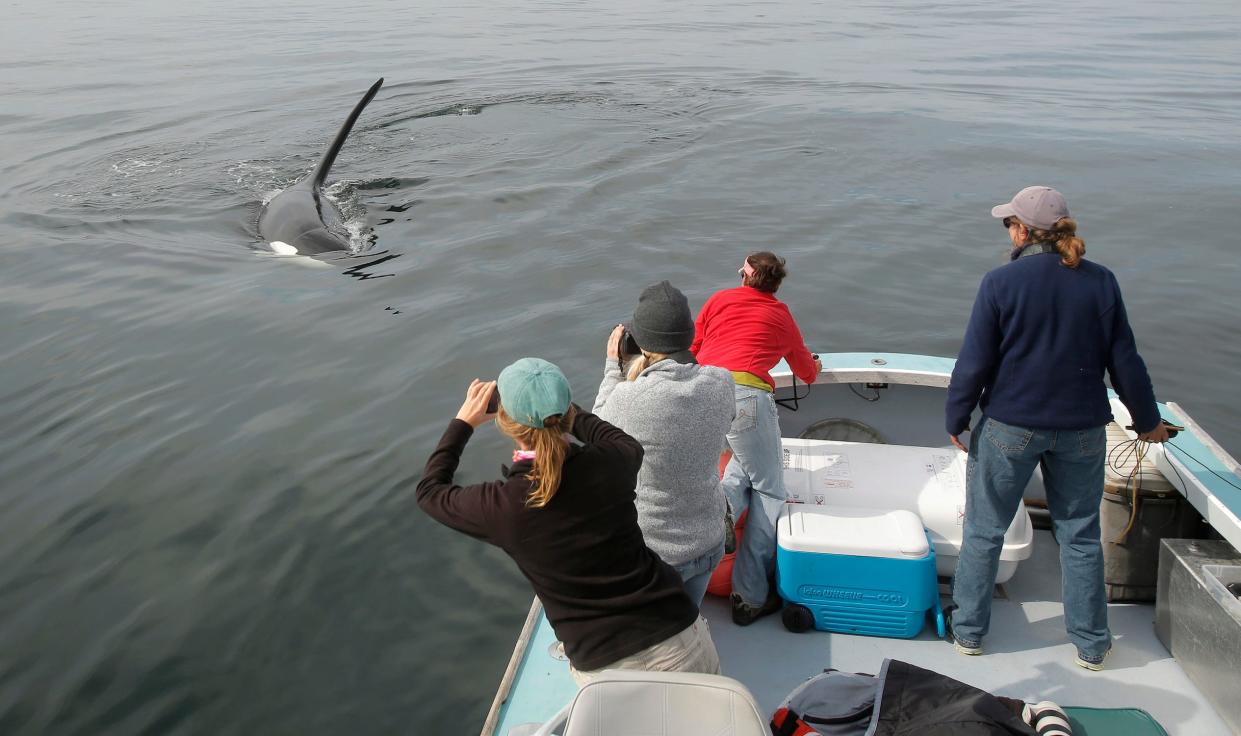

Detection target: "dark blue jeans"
[951, 416, 1111, 658]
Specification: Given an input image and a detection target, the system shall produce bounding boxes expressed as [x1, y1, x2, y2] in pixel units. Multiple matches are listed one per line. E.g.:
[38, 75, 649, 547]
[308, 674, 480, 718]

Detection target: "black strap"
[803, 703, 875, 725]
[775, 372, 809, 412]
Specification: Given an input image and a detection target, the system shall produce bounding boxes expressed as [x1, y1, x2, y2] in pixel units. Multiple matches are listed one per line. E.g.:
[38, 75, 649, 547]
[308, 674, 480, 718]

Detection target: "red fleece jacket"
[691, 286, 818, 389]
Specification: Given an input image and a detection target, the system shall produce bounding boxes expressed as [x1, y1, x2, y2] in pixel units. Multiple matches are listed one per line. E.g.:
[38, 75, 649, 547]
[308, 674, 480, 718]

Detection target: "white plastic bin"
[780, 438, 1033, 582]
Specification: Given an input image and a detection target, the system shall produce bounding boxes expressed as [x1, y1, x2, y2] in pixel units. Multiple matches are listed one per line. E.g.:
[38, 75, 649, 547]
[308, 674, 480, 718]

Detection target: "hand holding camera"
[606, 324, 626, 360]
[1126, 418, 1182, 443]
[607, 323, 643, 371]
[456, 379, 499, 428]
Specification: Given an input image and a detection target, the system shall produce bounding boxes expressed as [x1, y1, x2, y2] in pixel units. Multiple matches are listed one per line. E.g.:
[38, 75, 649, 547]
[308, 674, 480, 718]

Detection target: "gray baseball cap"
[991, 186, 1070, 230]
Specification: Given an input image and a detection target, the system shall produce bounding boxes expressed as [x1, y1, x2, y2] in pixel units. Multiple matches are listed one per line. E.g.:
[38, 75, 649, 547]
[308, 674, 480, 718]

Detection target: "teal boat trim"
[770, 351, 956, 389]
[480, 598, 545, 736]
[486, 601, 576, 736]
[1158, 401, 1241, 554]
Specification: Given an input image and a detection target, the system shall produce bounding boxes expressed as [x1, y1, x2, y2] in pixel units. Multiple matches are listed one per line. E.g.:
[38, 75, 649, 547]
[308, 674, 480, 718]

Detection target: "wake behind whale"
[259, 78, 384, 256]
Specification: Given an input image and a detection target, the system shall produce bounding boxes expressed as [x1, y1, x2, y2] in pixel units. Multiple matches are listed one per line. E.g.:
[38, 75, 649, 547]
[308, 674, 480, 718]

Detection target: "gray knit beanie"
[629, 281, 695, 354]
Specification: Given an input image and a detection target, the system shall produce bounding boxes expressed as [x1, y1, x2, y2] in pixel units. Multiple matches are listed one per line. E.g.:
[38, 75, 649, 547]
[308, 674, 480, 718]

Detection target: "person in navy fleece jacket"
[944, 186, 1168, 671]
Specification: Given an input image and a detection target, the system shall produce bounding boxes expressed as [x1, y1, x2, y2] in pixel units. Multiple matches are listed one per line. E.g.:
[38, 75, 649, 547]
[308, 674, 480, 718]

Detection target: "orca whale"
[259, 78, 384, 256]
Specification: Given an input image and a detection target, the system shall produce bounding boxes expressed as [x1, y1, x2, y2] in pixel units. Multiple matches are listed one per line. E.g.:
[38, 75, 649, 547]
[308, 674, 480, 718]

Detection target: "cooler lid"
[779, 505, 930, 559]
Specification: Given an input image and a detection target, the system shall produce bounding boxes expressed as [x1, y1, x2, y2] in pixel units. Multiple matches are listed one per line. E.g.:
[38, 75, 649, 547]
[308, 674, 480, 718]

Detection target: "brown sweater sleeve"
[415, 419, 504, 543]
[570, 407, 644, 473]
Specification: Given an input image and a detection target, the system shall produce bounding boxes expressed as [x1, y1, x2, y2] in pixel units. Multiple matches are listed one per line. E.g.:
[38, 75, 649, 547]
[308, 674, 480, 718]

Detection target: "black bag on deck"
[771, 659, 1038, 736]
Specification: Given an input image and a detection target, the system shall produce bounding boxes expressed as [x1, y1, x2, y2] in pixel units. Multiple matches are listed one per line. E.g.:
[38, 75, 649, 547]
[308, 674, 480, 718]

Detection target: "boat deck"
[488, 530, 1233, 735]
[485, 353, 1241, 736]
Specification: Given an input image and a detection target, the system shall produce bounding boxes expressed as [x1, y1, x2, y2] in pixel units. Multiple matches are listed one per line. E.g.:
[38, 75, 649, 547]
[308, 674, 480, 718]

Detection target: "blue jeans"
[674, 543, 726, 609]
[720, 385, 786, 607]
[951, 416, 1111, 658]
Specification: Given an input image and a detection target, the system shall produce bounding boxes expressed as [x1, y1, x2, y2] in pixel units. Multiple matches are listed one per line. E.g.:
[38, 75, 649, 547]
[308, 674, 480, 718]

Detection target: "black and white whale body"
[259, 78, 384, 256]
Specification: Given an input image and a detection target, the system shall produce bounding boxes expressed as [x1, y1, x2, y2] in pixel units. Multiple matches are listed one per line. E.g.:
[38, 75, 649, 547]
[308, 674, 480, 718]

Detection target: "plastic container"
[780, 438, 1033, 583]
[1101, 423, 1205, 601]
[776, 505, 944, 639]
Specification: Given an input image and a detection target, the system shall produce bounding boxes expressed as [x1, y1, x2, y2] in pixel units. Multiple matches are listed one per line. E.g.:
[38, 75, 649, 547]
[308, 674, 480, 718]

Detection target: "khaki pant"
[570, 617, 721, 686]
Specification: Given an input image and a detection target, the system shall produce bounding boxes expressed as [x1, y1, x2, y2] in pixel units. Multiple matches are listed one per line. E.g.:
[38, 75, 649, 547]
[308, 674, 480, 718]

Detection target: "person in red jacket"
[415, 358, 719, 684]
[692, 252, 822, 625]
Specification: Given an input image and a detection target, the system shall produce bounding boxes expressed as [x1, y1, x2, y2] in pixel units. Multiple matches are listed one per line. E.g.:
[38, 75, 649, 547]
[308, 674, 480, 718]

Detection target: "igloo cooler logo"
[799, 584, 907, 607]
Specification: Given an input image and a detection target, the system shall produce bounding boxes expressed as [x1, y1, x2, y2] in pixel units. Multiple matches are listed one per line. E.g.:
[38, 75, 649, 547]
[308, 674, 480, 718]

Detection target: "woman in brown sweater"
[415, 357, 720, 684]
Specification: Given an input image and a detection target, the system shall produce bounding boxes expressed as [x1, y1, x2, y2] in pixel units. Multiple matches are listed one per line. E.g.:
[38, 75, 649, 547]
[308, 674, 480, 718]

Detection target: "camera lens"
[621, 330, 641, 358]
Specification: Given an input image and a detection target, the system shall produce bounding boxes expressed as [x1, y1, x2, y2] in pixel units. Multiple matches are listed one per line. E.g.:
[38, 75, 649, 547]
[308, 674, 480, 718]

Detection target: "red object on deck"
[708, 448, 741, 597]
[707, 509, 746, 597]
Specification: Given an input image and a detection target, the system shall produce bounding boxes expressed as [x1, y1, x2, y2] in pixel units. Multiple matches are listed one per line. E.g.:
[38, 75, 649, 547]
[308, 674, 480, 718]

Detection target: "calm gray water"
[3, 0, 1240, 732]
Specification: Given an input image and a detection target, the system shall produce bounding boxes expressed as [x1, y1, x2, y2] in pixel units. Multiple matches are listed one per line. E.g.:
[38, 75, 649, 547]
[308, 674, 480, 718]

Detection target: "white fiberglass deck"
[488, 530, 1233, 736]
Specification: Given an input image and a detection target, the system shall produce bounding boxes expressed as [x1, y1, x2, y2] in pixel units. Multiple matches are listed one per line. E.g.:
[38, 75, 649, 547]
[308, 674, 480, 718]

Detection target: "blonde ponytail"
[495, 405, 578, 508]
[625, 351, 671, 382]
[1028, 217, 1085, 269]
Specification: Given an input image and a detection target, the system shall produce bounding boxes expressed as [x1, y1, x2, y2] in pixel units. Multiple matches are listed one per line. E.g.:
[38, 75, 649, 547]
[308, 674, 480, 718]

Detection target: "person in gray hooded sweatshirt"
[594, 281, 736, 606]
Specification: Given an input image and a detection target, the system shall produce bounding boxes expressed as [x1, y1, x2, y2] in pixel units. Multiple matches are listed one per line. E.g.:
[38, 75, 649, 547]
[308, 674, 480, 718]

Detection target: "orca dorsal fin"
[311, 77, 384, 189]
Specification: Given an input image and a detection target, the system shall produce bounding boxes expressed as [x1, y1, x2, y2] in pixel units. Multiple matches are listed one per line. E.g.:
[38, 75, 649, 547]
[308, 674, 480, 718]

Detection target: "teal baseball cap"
[497, 357, 572, 428]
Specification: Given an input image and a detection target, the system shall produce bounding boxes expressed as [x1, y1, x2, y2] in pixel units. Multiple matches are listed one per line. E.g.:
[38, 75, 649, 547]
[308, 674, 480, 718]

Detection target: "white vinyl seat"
[516, 670, 767, 736]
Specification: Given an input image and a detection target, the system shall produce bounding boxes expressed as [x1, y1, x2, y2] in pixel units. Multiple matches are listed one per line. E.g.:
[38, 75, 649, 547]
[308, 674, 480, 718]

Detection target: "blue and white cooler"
[776, 504, 945, 639]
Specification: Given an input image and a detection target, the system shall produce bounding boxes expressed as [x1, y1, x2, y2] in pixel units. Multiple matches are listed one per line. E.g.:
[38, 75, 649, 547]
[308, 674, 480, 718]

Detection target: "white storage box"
[780, 438, 1033, 583]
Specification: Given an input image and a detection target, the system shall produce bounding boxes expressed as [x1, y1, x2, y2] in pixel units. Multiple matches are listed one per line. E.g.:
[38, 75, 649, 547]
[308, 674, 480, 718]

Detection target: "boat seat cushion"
[563, 670, 767, 736]
[1063, 707, 1169, 736]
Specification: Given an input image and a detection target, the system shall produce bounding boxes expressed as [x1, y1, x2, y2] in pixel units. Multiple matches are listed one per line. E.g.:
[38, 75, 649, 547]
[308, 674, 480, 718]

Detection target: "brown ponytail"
[1027, 217, 1084, 269]
[495, 404, 579, 508]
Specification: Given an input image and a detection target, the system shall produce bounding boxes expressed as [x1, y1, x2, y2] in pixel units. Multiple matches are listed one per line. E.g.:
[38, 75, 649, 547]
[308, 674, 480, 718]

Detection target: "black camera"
[620, 328, 642, 360]
[486, 385, 500, 414]
[1124, 418, 1183, 438]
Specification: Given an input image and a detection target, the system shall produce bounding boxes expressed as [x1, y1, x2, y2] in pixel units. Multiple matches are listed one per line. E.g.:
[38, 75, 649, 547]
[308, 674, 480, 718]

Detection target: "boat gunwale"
[1167, 401, 1241, 476]
[480, 597, 543, 736]
[1160, 401, 1241, 553]
[768, 352, 954, 390]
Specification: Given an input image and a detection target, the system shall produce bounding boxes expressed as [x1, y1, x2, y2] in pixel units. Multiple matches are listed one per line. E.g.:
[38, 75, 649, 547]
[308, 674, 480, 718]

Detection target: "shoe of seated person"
[731, 589, 781, 626]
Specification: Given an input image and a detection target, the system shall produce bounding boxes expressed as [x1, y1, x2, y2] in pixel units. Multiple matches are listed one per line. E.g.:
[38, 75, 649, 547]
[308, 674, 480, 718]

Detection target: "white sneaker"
[952, 637, 982, 656]
[1074, 647, 1111, 671]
